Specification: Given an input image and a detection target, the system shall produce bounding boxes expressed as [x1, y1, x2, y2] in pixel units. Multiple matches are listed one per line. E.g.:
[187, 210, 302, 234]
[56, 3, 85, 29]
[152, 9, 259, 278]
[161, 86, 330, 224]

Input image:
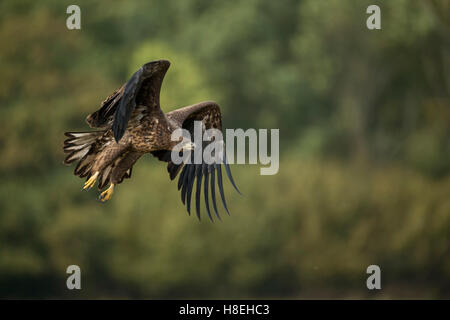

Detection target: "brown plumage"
[63, 60, 240, 220]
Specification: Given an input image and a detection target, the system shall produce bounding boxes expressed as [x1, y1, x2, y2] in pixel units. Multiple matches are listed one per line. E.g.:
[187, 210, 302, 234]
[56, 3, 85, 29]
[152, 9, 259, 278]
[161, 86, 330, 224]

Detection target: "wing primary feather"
[186, 165, 196, 215]
[216, 164, 230, 215]
[210, 166, 221, 220]
[203, 164, 213, 222]
[181, 165, 191, 204]
[112, 68, 142, 142]
[223, 151, 242, 195]
[195, 164, 202, 220]
[178, 165, 187, 190]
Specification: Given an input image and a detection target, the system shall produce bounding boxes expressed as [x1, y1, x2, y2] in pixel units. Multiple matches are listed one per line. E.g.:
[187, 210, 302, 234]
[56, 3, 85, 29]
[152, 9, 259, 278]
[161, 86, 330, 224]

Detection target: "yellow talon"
[99, 184, 114, 202]
[83, 172, 99, 190]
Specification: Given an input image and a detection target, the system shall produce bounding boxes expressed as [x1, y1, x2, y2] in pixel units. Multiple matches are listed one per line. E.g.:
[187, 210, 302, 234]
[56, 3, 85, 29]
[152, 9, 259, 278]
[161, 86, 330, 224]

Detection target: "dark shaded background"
[0, 0, 449, 298]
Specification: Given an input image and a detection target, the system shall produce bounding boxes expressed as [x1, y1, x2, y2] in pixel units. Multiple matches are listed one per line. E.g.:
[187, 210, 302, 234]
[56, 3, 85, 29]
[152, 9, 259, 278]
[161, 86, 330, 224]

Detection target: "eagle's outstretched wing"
[111, 67, 145, 142]
[85, 85, 125, 129]
[85, 60, 170, 142]
[153, 101, 241, 221]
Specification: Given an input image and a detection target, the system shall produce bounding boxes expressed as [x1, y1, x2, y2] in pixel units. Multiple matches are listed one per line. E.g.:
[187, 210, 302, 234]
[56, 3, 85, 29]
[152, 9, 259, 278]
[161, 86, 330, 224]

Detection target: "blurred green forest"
[0, 0, 449, 298]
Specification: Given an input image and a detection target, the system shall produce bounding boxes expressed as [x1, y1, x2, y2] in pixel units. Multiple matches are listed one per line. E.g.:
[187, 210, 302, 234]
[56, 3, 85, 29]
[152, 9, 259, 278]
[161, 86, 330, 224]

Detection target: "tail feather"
[63, 131, 104, 165]
[64, 130, 134, 190]
[74, 153, 96, 177]
[64, 131, 107, 188]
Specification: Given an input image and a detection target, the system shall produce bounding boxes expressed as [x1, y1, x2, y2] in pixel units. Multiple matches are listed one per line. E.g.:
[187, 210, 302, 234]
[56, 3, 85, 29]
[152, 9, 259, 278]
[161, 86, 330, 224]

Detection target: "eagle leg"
[99, 183, 115, 202]
[83, 172, 99, 190]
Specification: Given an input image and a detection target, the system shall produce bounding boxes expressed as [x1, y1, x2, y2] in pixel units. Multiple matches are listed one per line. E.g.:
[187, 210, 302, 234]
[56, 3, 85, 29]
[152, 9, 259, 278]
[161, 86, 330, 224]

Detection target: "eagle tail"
[63, 131, 132, 190]
[63, 131, 104, 179]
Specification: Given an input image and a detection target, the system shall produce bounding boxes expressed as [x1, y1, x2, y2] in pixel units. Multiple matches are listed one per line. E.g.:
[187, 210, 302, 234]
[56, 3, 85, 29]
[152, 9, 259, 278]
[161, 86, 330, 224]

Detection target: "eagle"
[63, 60, 240, 220]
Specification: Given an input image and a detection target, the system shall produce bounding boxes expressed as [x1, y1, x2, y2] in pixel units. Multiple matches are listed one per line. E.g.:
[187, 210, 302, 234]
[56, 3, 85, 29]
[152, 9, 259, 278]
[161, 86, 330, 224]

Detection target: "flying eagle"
[63, 60, 240, 220]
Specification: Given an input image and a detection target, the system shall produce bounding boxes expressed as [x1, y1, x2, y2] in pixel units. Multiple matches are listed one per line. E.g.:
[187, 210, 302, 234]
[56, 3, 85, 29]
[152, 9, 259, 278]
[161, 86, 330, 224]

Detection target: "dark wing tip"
[112, 114, 126, 143]
[195, 165, 202, 220]
[216, 164, 230, 216]
[210, 166, 221, 220]
[203, 164, 214, 222]
[112, 68, 144, 143]
[185, 165, 196, 215]
[223, 155, 242, 196]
